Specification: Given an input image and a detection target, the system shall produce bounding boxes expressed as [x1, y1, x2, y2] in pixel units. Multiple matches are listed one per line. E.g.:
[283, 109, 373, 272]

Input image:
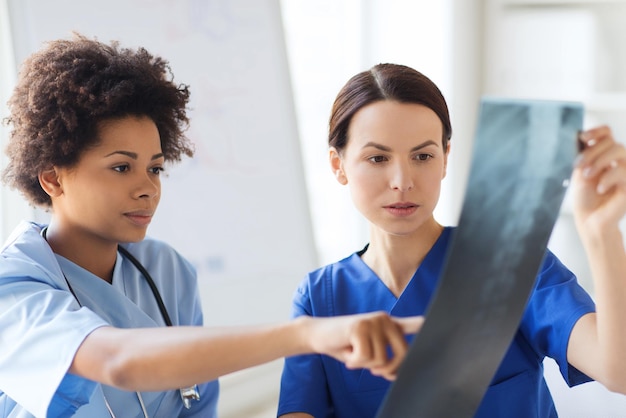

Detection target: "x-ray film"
[376, 97, 584, 418]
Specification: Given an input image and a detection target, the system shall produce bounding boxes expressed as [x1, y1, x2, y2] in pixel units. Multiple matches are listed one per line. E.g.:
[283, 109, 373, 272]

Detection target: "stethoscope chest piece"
[180, 385, 201, 408]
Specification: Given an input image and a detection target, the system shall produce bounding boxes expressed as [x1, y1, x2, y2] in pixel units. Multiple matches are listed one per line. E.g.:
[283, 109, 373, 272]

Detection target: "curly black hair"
[1, 34, 194, 207]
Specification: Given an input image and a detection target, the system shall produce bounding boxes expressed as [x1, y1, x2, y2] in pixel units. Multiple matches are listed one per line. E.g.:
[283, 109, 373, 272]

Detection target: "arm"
[278, 283, 333, 418]
[70, 312, 423, 392]
[567, 125, 626, 393]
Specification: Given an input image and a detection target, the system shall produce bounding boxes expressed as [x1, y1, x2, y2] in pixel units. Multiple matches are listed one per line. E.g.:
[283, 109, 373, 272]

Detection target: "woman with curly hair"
[0, 36, 421, 418]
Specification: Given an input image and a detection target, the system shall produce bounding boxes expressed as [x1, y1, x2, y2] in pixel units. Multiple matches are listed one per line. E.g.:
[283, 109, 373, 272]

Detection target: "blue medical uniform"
[278, 227, 596, 418]
[0, 221, 219, 418]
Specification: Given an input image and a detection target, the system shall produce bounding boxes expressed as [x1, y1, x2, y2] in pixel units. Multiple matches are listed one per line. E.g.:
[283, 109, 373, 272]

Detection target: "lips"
[384, 202, 418, 217]
[385, 202, 417, 209]
[124, 210, 154, 226]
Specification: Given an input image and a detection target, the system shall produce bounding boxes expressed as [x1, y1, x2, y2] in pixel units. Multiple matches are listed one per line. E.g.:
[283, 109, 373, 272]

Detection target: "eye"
[415, 153, 433, 161]
[368, 155, 388, 163]
[150, 166, 165, 175]
[112, 164, 130, 173]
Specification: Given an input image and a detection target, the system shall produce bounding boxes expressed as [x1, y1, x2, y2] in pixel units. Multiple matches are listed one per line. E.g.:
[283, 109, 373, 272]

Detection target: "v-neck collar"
[54, 252, 160, 329]
[349, 227, 452, 313]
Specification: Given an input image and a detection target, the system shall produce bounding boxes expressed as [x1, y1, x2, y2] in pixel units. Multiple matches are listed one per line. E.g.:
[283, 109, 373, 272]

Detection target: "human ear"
[329, 147, 348, 185]
[38, 167, 63, 198]
[442, 142, 451, 179]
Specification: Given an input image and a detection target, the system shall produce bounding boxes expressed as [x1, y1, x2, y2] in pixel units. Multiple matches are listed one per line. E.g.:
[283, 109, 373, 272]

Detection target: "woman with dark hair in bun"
[278, 63, 626, 418]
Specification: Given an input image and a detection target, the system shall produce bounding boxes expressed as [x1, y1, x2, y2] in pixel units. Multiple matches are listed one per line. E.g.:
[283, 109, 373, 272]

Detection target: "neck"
[43, 222, 118, 283]
[362, 218, 444, 297]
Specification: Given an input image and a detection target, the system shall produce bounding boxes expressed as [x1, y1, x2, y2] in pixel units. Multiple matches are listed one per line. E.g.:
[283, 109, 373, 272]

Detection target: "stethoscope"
[41, 227, 200, 416]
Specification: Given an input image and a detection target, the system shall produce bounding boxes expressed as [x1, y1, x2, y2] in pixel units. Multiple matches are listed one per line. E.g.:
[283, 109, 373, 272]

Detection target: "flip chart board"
[6, 0, 316, 325]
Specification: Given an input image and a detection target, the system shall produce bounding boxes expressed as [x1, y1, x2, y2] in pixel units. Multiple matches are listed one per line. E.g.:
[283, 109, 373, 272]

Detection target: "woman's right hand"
[300, 312, 424, 381]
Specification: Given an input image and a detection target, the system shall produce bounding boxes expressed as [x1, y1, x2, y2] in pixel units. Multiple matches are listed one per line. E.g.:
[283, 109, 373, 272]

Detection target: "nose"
[390, 162, 414, 192]
[135, 172, 160, 199]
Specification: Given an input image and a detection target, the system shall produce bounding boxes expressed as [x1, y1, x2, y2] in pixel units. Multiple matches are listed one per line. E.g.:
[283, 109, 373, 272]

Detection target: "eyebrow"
[362, 139, 439, 152]
[104, 150, 165, 160]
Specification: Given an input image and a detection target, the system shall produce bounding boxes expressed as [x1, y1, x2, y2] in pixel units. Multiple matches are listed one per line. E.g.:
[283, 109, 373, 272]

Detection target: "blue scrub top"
[278, 227, 596, 418]
[0, 221, 219, 417]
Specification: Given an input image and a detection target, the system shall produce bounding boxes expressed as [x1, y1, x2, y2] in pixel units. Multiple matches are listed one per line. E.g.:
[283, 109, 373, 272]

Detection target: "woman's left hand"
[572, 126, 626, 232]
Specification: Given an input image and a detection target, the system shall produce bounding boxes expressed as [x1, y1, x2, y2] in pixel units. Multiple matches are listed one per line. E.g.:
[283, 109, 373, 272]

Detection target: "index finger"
[580, 125, 612, 147]
[393, 315, 425, 335]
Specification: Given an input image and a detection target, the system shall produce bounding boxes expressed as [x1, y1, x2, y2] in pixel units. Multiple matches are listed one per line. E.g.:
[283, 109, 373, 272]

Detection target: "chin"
[120, 231, 148, 244]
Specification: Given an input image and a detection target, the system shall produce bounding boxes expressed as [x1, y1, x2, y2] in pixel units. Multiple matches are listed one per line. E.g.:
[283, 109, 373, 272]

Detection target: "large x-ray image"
[377, 97, 583, 418]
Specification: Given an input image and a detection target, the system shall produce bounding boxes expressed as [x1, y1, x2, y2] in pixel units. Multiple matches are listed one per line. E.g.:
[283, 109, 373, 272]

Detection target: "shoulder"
[304, 251, 364, 288]
[293, 250, 367, 309]
[522, 249, 594, 331]
[293, 252, 361, 296]
[0, 221, 65, 286]
[290, 254, 359, 317]
[535, 249, 577, 287]
[122, 236, 196, 278]
[2, 220, 46, 255]
[121, 237, 202, 325]
[123, 235, 189, 262]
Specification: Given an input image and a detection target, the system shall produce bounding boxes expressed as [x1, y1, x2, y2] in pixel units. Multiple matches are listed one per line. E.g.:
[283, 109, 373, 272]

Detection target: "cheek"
[347, 170, 385, 209]
[154, 187, 162, 205]
[348, 167, 383, 191]
[423, 173, 444, 201]
[349, 163, 382, 181]
[66, 178, 100, 203]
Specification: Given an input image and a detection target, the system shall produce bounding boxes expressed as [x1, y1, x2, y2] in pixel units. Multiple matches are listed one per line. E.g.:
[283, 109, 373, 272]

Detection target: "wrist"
[291, 316, 314, 354]
[579, 221, 622, 247]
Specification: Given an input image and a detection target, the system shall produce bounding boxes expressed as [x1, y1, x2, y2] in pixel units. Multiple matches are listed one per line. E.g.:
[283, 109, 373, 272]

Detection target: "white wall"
[0, 0, 37, 240]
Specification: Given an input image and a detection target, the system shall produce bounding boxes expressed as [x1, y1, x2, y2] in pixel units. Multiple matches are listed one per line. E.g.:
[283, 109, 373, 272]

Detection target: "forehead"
[95, 116, 161, 150]
[348, 101, 443, 146]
